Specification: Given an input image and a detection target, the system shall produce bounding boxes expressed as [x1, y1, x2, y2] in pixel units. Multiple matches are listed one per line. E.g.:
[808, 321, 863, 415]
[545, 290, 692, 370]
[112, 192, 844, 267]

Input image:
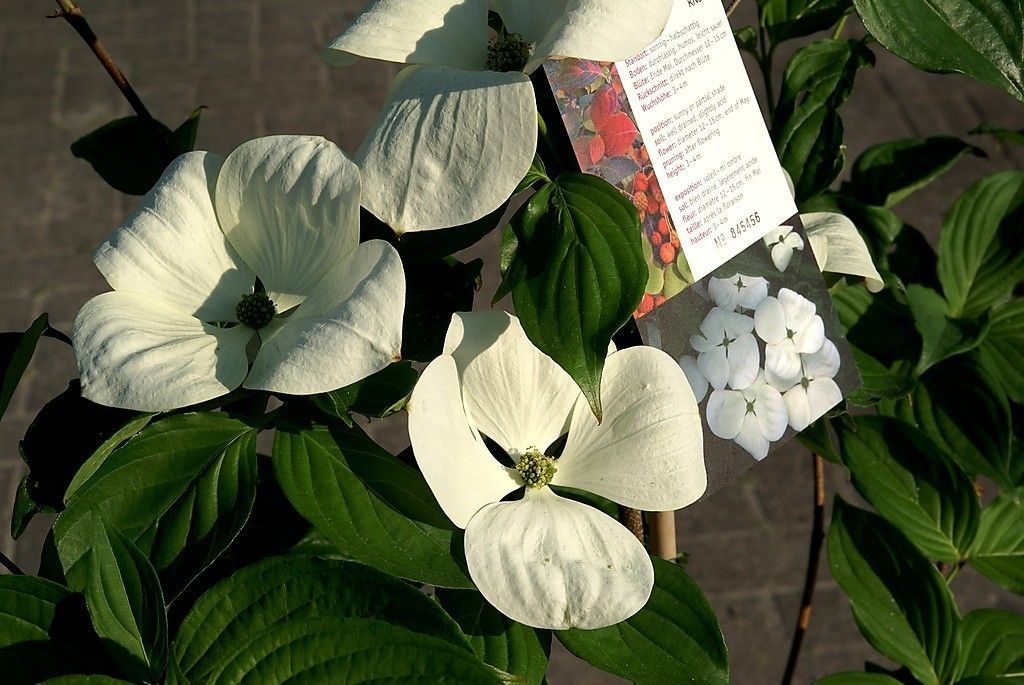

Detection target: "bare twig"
[725, 0, 744, 17]
[621, 507, 645, 543]
[0, 550, 25, 575]
[648, 511, 677, 560]
[49, 0, 173, 156]
[780, 454, 827, 685]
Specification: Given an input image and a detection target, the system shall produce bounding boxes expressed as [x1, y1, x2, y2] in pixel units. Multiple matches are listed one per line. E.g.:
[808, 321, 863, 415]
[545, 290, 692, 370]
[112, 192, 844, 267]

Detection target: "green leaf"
[956, 609, 1024, 679]
[938, 171, 1024, 318]
[851, 0, 1024, 102]
[54, 412, 259, 598]
[772, 39, 875, 201]
[0, 313, 50, 419]
[403, 257, 482, 362]
[797, 417, 841, 464]
[311, 362, 418, 425]
[967, 491, 1024, 594]
[12, 381, 141, 539]
[272, 420, 473, 588]
[848, 136, 984, 208]
[436, 590, 550, 685]
[556, 557, 728, 685]
[905, 284, 989, 375]
[760, 0, 852, 43]
[70, 113, 197, 196]
[837, 415, 980, 561]
[174, 556, 470, 682]
[976, 298, 1024, 403]
[972, 123, 1024, 146]
[360, 205, 507, 264]
[39, 677, 135, 684]
[814, 674, 905, 685]
[734, 26, 759, 55]
[500, 173, 646, 419]
[827, 500, 959, 685]
[885, 357, 1016, 488]
[61, 513, 167, 683]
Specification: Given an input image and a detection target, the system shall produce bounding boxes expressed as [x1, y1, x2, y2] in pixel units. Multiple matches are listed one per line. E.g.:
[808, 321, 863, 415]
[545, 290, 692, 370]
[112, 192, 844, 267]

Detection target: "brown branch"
[780, 454, 827, 685]
[49, 0, 173, 156]
[621, 507, 645, 543]
[725, 0, 745, 17]
[648, 511, 678, 560]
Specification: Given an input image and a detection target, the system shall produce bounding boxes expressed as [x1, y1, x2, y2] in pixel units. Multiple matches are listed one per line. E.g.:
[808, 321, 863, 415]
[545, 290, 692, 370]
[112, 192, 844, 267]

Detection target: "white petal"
[244, 240, 404, 394]
[689, 332, 715, 354]
[771, 242, 794, 272]
[735, 414, 771, 461]
[678, 355, 708, 403]
[496, 0, 673, 72]
[783, 386, 812, 433]
[753, 384, 788, 441]
[778, 288, 817, 333]
[215, 135, 361, 311]
[73, 292, 251, 412]
[754, 297, 787, 344]
[357, 65, 537, 233]
[94, 152, 255, 321]
[408, 355, 520, 528]
[464, 489, 654, 629]
[727, 333, 760, 390]
[443, 311, 579, 457]
[803, 212, 884, 293]
[706, 389, 746, 440]
[708, 277, 739, 312]
[736, 276, 769, 310]
[793, 315, 826, 355]
[765, 364, 800, 392]
[697, 347, 730, 391]
[555, 347, 706, 511]
[323, 0, 488, 70]
[804, 339, 841, 380]
[765, 342, 802, 383]
[783, 231, 806, 250]
[798, 378, 843, 431]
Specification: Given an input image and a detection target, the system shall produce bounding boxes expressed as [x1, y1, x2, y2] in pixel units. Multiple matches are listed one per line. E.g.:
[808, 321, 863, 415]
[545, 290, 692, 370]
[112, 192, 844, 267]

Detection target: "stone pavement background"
[0, 1, 1022, 683]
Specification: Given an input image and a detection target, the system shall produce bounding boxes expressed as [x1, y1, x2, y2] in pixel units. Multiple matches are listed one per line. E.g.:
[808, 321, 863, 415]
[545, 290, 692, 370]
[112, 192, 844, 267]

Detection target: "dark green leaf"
[436, 590, 550, 685]
[516, 155, 550, 194]
[174, 556, 470, 682]
[972, 123, 1024, 146]
[797, 417, 842, 464]
[956, 609, 1024, 678]
[60, 513, 167, 683]
[500, 173, 647, 418]
[772, 39, 875, 201]
[12, 381, 141, 539]
[814, 675, 905, 685]
[54, 412, 259, 598]
[272, 420, 473, 588]
[886, 224, 941, 290]
[851, 0, 1024, 102]
[39, 677, 135, 684]
[905, 284, 988, 375]
[837, 415, 980, 561]
[556, 557, 728, 685]
[827, 500, 959, 685]
[848, 137, 984, 207]
[0, 313, 50, 419]
[311, 362, 418, 425]
[171, 106, 205, 152]
[403, 258, 482, 362]
[885, 357, 1016, 488]
[937, 171, 1024, 318]
[70, 116, 179, 195]
[734, 26, 759, 55]
[976, 298, 1024, 403]
[967, 491, 1024, 594]
[360, 205, 507, 264]
[760, 0, 853, 43]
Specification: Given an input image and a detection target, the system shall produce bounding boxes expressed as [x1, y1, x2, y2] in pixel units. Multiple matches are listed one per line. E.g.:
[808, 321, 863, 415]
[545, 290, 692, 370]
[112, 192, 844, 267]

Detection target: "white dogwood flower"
[770, 339, 843, 431]
[407, 311, 705, 629]
[73, 136, 405, 412]
[706, 372, 788, 460]
[754, 289, 825, 385]
[763, 225, 805, 272]
[323, 0, 672, 233]
[708, 273, 769, 312]
[690, 308, 760, 391]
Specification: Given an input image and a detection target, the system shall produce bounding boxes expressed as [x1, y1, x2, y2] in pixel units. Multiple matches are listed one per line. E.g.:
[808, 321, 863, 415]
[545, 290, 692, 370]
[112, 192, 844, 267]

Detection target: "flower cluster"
[680, 274, 843, 460]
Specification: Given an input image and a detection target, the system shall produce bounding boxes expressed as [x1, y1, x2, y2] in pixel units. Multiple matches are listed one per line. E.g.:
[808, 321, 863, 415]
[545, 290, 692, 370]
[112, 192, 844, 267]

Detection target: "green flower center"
[487, 32, 534, 72]
[236, 292, 276, 329]
[516, 447, 557, 489]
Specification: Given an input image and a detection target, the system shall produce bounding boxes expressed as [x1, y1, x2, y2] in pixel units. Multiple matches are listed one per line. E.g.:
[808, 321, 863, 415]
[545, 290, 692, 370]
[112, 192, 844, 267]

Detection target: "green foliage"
[556, 557, 729, 685]
[272, 420, 473, 588]
[852, 0, 1024, 102]
[498, 173, 647, 419]
[976, 299, 1024, 403]
[311, 362, 418, 425]
[956, 609, 1024, 679]
[759, 0, 853, 43]
[905, 284, 988, 376]
[403, 257, 483, 362]
[967, 491, 1024, 594]
[0, 313, 51, 420]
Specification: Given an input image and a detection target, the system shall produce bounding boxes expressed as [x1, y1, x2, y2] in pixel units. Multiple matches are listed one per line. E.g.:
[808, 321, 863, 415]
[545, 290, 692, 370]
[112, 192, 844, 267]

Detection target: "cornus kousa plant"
[0, 0, 1022, 684]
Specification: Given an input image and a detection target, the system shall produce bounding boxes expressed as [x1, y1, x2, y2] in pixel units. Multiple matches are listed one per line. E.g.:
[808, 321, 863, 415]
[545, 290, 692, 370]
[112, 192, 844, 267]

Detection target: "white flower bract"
[323, 0, 673, 233]
[708, 273, 769, 312]
[407, 310, 706, 629]
[690, 307, 760, 392]
[754, 289, 826, 386]
[706, 372, 787, 461]
[72, 135, 405, 412]
[763, 225, 805, 272]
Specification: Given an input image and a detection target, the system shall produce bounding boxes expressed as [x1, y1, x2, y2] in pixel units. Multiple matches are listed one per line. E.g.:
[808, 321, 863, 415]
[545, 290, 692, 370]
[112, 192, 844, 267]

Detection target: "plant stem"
[50, 0, 173, 156]
[725, 0, 745, 17]
[648, 511, 677, 559]
[780, 454, 826, 685]
[831, 14, 850, 40]
[0, 550, 25, 575]
[621, 507, 645, 543]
